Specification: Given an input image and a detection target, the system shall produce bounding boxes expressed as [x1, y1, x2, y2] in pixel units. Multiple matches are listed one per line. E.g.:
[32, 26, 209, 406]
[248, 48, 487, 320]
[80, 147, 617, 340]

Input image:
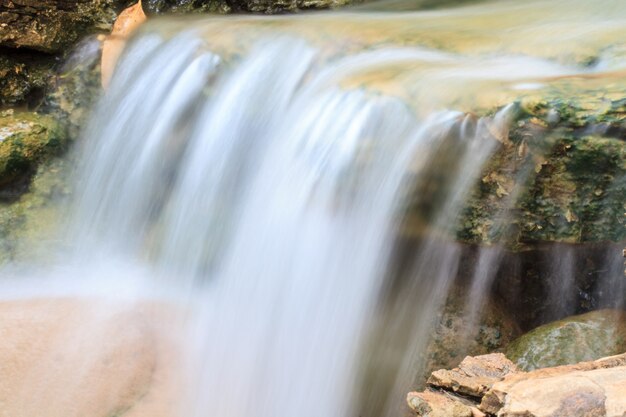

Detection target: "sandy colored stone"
[480, 353, 626, 416]
[428, 353, 519, 397]
[0, 297, 186, 417]
[407, 391, 474, 417]
[101, 1, 147, 88]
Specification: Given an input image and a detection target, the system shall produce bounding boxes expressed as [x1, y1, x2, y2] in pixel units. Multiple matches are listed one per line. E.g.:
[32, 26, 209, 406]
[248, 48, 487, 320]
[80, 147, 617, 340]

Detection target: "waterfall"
[1, 1, 625, 416]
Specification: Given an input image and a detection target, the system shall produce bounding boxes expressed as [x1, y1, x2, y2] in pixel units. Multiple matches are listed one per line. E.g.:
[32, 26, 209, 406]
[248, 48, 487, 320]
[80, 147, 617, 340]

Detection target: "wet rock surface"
[409, 352, 626, 417]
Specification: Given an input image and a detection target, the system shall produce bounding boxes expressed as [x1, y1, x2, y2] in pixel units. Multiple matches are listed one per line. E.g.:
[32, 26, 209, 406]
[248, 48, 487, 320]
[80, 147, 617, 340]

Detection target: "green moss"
[448, 96, 626, 249]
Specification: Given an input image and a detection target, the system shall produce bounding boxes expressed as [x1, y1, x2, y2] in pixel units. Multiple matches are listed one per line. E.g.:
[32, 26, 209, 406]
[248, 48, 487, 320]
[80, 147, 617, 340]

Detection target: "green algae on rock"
[506, 309, 626, 371]
[453, 97, 626, 249]
[0, 110, 67, 191]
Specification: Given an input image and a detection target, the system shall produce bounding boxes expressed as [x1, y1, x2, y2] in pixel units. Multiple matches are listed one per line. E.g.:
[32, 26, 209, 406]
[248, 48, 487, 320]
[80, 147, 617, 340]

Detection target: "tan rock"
[407, 391, 475, 417]
[480, 353, 626, 417]
[428, 353, 519, 397]
[101, 1, 147, 89]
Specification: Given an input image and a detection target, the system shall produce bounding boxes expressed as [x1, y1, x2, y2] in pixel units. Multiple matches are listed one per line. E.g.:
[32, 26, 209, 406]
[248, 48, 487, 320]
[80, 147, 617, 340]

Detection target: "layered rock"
[408, 352, 626, 417]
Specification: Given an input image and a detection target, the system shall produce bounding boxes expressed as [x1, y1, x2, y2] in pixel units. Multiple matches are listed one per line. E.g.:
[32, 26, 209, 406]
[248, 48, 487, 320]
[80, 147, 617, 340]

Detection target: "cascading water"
[1, 0, 625, 416]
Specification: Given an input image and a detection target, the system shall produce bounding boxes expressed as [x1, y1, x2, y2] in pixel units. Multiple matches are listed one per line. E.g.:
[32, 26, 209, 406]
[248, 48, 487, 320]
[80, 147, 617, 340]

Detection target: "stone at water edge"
[505, 309, 626, 371]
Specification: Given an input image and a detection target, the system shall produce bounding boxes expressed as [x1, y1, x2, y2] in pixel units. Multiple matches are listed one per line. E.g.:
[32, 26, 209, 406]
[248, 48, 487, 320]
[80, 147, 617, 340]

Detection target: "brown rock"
[407, 391, 475, 417]
[428, 353, 519, 397]
[480, 353, 626, 417]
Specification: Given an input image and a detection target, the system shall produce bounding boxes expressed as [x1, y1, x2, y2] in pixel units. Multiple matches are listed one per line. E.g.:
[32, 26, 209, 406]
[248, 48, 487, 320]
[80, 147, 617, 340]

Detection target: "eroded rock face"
[506, 310, 626, 371]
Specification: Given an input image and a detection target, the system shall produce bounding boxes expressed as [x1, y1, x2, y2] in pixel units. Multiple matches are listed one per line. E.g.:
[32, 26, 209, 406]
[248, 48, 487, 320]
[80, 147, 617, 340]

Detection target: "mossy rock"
[506, 309, 626, 371]
[0, 110, 67, 190]
[448, 97, 625, 248]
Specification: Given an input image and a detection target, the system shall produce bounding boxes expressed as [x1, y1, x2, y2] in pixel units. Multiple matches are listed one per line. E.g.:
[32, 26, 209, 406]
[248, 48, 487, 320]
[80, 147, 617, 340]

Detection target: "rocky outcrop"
[0, 0, 136, 53]
[506, 309, 626, 371]
[408, 352, 626, 417]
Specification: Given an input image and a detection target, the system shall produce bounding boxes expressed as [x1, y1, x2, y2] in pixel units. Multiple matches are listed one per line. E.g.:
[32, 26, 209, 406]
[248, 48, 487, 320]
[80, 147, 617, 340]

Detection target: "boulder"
[506, 309, 626, 371]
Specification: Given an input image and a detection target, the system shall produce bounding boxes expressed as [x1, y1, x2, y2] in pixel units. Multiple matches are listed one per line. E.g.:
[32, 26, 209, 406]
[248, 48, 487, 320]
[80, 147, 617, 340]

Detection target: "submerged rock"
[505, 309, 626, 371]
[0, 110, 67, 190]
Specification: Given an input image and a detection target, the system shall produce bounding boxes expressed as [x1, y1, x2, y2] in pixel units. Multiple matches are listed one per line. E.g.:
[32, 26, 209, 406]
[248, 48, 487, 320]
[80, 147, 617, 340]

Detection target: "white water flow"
[1, 1, 625, 417]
